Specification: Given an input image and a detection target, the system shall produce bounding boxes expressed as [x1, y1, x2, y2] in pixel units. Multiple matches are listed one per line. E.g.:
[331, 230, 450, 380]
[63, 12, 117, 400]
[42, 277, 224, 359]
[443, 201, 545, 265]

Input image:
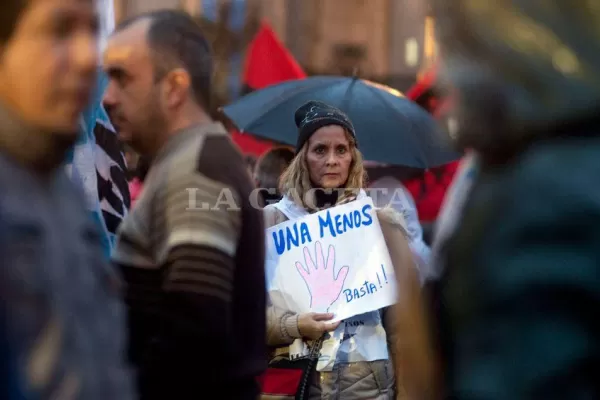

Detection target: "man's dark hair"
[254, 147, 294, 190]
[0, 0, 28, 44]
[254, 147, 294, 206]
[116, 9, 213, 110]
[244, 154, 257, 171]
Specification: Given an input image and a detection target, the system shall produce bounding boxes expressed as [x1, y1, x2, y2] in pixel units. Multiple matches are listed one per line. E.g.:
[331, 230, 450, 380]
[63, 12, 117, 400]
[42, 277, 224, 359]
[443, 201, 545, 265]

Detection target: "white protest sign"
[265, 197, 397, 322]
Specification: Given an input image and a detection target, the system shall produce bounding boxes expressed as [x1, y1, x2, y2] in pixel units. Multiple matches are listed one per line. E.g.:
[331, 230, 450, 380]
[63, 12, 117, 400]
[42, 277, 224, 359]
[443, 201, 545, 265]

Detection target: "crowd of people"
[2, 0, 600, 399]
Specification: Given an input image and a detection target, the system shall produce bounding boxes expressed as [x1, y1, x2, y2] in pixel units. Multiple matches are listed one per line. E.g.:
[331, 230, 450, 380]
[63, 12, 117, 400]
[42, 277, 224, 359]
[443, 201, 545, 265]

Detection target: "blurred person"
[369, 176, 433, 282]
[0, 0, 134, 398]
[428, 1, 600, 398]
[254, 145, 294, 205]
[261, 101, 429, 399]
[104, 10, 266, 399]
[1, 299, 25, 399]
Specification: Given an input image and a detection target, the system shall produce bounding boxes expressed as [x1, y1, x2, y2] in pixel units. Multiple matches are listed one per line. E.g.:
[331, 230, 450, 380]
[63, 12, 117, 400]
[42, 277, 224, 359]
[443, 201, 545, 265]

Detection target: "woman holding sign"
[261, 101, 434, 400]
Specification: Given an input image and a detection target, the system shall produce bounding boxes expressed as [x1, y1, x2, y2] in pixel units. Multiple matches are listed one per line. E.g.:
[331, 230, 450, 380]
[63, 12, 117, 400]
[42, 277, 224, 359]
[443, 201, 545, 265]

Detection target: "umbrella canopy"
[222, 76, 460, 167]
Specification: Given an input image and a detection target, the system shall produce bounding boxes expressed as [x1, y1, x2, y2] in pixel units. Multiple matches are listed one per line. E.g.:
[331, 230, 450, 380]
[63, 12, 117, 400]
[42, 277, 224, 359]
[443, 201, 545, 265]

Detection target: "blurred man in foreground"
[430, 1, 600, 398]
[104, 10, 266, 399]
[0, 0, 134, 398]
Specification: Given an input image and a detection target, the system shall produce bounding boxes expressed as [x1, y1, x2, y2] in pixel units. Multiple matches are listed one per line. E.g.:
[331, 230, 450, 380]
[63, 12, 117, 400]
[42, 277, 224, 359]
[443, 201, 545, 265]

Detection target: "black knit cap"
[294, 101, 356, 153]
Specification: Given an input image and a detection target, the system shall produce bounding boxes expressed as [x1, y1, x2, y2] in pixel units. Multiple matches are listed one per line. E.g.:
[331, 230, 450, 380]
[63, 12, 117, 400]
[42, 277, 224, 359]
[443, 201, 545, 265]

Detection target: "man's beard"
[132, 100, 168, 155]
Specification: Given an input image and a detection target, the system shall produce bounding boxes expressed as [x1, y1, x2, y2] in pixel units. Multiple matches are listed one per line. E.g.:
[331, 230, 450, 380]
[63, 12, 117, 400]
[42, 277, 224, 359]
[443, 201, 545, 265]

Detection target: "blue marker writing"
[381, 264, 388, 284]
[272, 222, 312, 255]
[343, 280, 378, 302]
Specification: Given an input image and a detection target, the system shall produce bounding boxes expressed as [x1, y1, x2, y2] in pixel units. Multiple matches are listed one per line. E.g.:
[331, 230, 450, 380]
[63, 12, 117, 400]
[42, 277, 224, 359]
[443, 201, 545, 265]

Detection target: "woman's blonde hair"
[279, 129, 367, 210]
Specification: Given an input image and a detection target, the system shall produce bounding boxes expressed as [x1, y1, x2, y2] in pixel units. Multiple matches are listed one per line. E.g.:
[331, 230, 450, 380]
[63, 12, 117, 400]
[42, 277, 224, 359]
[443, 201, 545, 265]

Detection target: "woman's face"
[306, 125, 353, 189]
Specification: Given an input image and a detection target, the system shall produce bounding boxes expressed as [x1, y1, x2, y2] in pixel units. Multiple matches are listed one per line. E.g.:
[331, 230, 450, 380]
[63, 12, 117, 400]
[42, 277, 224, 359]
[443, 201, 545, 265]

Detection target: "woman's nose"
[325, 152, 338, 166]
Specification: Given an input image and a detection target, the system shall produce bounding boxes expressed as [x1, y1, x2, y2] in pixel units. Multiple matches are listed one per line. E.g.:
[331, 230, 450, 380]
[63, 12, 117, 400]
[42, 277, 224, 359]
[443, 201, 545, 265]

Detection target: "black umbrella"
[222, 76, 460, 167]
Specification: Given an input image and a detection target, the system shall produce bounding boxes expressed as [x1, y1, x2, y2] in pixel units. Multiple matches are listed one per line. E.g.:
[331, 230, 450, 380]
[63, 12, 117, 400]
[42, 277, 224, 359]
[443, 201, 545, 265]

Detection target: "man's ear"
[163, 68, 191, 108]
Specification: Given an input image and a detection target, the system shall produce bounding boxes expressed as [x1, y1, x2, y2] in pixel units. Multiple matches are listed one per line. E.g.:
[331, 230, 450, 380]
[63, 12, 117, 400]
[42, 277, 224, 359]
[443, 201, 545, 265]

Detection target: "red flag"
[231, 131, 273, 156]
[232, 21, 307, 156]
[406, 65, 437, 101]
[243, 21, 307, 90]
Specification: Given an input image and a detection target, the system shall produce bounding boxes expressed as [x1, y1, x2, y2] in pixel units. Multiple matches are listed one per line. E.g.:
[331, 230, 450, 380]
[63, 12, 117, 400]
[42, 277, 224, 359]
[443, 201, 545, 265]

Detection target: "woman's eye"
[314, 146, 326, 154]
[336, 146, 348, 154]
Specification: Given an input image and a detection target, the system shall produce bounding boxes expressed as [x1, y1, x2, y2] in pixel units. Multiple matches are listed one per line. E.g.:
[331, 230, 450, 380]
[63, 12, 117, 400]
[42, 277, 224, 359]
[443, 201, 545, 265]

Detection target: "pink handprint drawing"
[295, 241, 349, 312]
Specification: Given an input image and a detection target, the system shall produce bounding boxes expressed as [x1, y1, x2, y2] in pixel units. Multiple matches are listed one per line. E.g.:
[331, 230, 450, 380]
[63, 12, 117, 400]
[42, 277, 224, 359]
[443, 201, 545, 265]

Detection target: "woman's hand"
[297, 312, 340, 340]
